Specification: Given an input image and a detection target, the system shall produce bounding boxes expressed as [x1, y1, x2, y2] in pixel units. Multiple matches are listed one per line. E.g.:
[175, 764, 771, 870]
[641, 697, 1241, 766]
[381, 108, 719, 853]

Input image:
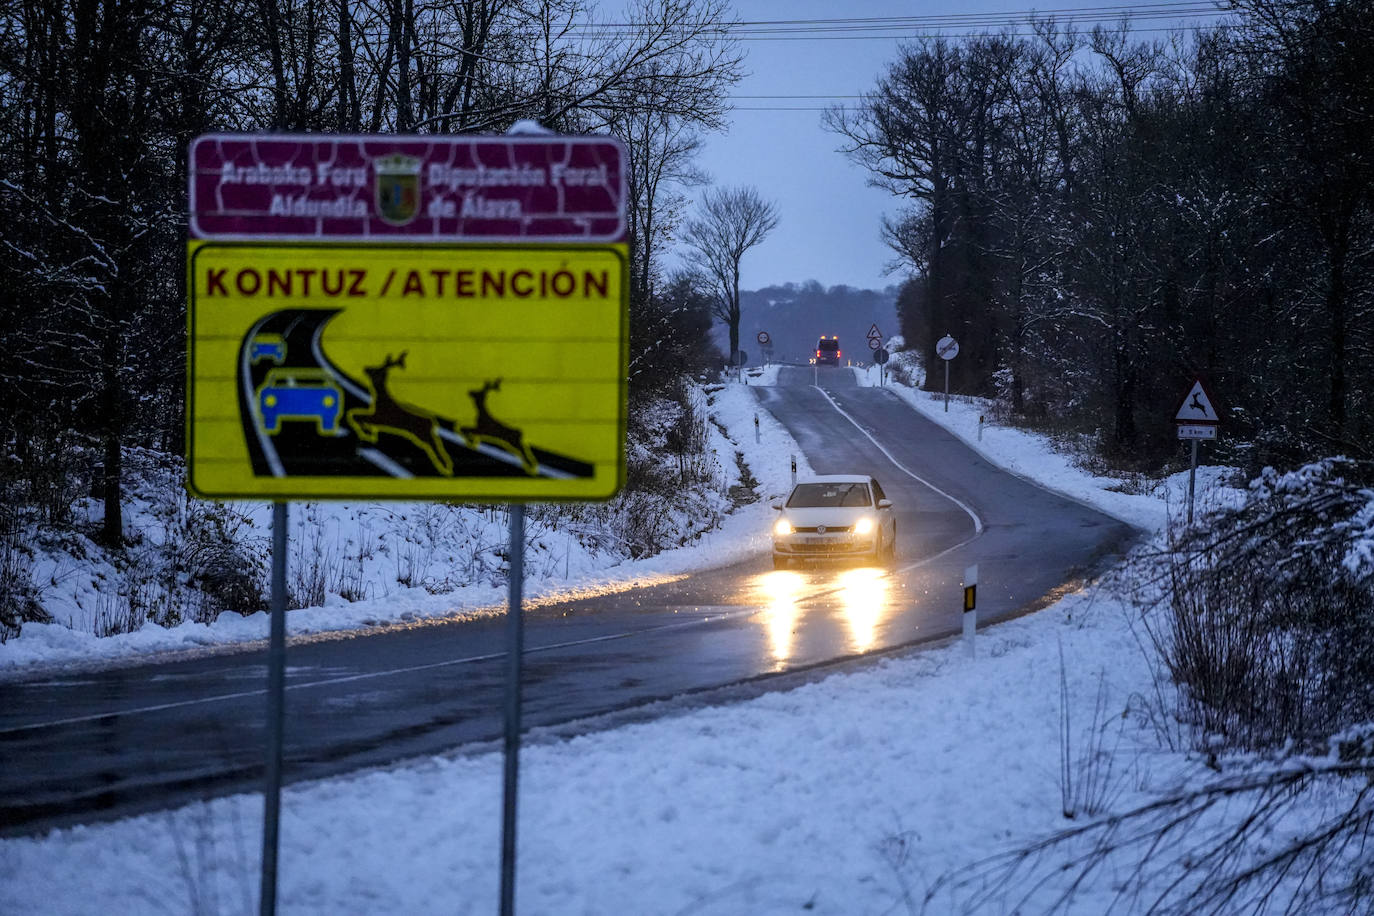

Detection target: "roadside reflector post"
[500, 503, 526, 916]
[962, 563, 978, 659]
[260, 501, 288, 916]
[978, 415, 984, 442]
[790, 454, 797, 486]
[754, 413, 761, 444]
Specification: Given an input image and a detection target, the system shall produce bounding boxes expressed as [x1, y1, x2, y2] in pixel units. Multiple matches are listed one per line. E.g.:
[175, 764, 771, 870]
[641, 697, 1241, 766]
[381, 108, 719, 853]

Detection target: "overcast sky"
[673, 0, 1225, 292]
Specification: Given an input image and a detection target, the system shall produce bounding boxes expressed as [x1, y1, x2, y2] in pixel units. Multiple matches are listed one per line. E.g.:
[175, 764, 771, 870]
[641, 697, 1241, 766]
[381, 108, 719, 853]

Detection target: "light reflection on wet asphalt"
[751, 566, 895, 665]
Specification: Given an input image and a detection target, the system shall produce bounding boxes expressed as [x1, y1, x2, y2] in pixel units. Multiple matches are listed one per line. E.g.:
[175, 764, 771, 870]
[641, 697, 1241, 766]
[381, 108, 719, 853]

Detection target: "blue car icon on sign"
[256, 369, 344, 435]
[249, 333, 287, 365]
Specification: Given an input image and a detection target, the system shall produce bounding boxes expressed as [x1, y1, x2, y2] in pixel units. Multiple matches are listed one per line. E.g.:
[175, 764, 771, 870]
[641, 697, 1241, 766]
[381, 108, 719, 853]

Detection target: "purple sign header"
[189, 133, 626, 242]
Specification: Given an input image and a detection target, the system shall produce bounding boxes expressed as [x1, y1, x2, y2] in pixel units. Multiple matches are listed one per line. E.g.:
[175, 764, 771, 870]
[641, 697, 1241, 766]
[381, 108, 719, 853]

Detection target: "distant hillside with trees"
[718, 281, 900, 367]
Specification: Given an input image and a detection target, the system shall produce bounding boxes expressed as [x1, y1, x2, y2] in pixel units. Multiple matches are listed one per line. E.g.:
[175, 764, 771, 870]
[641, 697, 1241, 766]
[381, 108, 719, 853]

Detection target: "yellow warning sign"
[187, 242, 627, 500]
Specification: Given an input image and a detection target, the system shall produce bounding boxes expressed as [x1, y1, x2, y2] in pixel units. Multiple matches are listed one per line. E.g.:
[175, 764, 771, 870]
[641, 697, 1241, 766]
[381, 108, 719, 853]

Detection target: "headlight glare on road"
[773, 518, 793, 536]
[854, 517, 874, 535]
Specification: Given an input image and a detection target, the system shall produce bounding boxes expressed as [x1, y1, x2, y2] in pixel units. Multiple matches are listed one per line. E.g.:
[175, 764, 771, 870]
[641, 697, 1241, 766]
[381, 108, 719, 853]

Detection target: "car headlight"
[773, 518, 794, 536]
[853, 517, 874, 535]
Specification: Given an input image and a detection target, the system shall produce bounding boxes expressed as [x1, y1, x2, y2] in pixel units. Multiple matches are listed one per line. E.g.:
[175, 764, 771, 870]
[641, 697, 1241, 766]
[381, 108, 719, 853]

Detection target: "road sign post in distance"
[936, 334, 959, 411]
[1171, 376, 1221, 525]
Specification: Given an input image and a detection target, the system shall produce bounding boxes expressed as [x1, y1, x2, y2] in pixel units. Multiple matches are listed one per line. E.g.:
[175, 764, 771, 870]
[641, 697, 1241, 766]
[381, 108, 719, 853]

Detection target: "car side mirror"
[771, 502, 783, 511]
[878, 499, 892, 509]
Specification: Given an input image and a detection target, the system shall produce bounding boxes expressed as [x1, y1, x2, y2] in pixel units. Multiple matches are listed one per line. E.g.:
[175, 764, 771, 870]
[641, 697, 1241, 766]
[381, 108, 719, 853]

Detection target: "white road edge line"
[0, 612, 753, 735]
[358, 448, 413, 478]
[810, 385, 985, 534]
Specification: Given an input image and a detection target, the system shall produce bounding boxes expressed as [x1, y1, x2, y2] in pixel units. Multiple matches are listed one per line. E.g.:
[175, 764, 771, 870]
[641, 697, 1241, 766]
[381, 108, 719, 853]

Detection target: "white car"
[771, 474, 897, 569]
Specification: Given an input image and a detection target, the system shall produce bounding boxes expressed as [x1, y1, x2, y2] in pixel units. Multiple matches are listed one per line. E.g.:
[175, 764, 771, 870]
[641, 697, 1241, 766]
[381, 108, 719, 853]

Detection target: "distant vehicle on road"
[257, 369, 343, 435]
[815, 336, 841, 366]
[771, 474, 896, 569]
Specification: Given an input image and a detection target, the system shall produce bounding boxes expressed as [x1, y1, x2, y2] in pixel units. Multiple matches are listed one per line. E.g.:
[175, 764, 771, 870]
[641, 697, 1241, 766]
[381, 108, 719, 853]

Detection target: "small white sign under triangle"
[1175, 380, 1219, 423]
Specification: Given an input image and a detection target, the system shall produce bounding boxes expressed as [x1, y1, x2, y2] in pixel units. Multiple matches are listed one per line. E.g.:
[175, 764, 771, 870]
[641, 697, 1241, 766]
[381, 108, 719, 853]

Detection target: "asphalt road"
[0, 367, 1138, 834]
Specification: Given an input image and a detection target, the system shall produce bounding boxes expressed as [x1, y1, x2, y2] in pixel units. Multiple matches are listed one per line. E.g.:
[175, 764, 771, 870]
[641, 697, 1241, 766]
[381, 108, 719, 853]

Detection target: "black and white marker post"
[500, 504, 526, 916]
[962, 563, 978, 658]
[260, 502, 288, 916]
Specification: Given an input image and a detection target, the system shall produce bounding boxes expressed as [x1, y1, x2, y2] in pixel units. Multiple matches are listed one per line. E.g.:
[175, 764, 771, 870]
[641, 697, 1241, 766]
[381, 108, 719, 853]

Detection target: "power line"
[557, 3, 1230, 41]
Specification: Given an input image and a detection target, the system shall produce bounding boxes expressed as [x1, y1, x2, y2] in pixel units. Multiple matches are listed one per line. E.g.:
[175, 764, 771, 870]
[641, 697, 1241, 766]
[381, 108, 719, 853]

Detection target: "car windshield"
[786, 482, 871, 508]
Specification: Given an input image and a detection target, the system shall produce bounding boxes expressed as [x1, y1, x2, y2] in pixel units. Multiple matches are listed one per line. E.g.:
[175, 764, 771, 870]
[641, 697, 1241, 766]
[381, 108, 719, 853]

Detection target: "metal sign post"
[499, 504, 526, 916]
[936, 335, 959, 411]
[259, 502, 288, 916]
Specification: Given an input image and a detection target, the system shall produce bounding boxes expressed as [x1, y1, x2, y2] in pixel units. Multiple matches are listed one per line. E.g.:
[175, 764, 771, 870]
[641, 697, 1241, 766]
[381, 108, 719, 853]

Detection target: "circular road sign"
[874, 347, 890, 365]
[756, 331, 771, 346]
[936, 335, 959, 360]
[868, 337, 881, 351]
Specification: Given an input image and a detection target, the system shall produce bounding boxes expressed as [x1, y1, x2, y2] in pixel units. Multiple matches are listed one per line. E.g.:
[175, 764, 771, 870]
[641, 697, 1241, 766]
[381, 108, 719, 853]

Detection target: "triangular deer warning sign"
[1174, 379, 1220, 423]
[867, 323, 882, 340]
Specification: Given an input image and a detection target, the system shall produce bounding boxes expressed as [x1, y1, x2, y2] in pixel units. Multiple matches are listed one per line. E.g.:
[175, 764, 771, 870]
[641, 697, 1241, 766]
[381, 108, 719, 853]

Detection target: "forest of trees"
[830, 0, 1372, 471]
[0, 0, 738, 545]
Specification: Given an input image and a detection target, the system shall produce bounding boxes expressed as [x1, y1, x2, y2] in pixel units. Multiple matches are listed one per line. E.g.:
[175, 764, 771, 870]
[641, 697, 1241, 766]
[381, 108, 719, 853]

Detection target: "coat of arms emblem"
[374, 153, 422, 225]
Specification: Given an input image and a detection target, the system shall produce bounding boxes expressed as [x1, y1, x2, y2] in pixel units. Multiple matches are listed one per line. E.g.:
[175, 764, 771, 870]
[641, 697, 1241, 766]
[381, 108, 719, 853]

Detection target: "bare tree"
[682, 185, 779, 364]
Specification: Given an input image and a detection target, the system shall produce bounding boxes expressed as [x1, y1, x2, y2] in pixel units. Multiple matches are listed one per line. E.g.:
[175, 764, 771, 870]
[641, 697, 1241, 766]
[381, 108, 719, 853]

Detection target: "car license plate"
[804, 537, 830, 545]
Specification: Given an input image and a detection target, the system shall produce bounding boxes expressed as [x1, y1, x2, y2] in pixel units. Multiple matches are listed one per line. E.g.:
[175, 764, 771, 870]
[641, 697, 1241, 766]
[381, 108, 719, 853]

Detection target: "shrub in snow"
[1146, 457, 1374, 751]
[0, 501, 50, 642]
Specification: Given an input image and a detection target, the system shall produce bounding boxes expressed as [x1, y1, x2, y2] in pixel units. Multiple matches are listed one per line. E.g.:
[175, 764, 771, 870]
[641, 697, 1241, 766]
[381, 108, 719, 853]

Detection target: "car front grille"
[793, 525, 852, 533]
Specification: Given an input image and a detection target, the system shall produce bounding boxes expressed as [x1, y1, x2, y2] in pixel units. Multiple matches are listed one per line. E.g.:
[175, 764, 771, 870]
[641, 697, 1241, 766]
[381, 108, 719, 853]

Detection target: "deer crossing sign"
[186, 242, 628, 500]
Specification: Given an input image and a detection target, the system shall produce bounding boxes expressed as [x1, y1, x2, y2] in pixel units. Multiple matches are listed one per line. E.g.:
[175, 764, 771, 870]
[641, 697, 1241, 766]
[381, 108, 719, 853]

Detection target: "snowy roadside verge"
[0, 377, 805, 677]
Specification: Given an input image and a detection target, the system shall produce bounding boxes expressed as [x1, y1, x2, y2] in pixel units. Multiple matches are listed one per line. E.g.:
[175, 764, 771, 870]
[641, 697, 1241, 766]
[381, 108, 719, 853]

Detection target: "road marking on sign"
[359, 448, 413, 477]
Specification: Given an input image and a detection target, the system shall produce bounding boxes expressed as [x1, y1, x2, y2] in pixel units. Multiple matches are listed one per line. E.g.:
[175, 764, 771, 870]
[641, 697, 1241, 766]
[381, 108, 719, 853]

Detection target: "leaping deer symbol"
[459, 379, 538, 475]
[345, 351, 455, 476]
[1190, 392, 1205, 414]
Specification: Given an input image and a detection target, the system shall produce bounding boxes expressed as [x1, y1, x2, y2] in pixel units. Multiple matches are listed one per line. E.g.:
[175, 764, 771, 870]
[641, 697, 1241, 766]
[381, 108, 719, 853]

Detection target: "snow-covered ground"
[5, 369, 1308, 915]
